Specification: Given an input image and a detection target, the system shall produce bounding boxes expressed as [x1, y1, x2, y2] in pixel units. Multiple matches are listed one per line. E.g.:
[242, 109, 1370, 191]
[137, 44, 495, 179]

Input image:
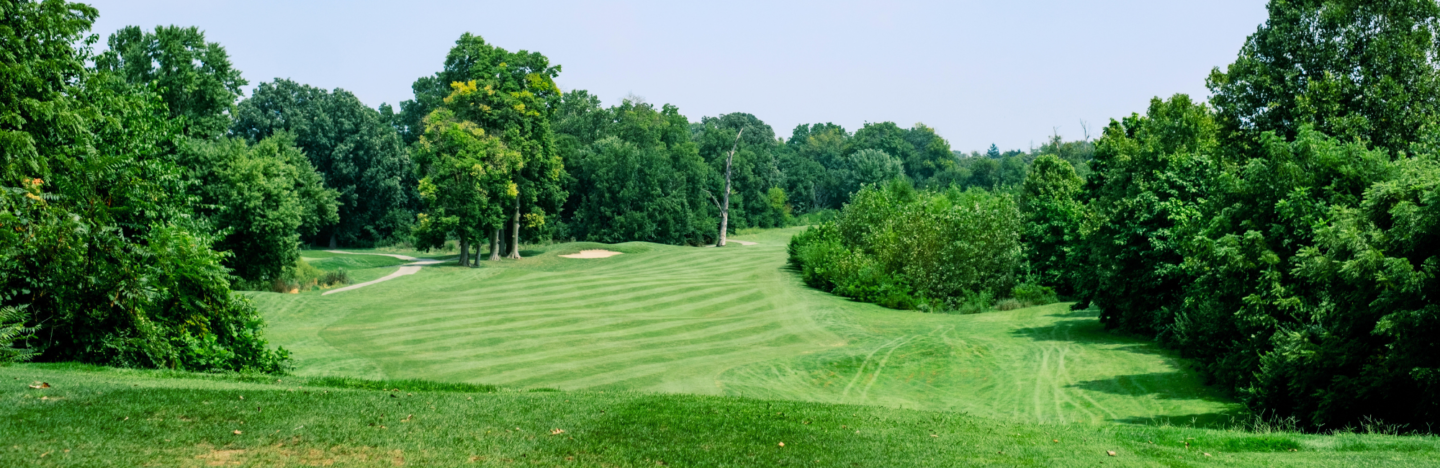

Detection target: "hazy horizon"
[84, 0, 1269, 152]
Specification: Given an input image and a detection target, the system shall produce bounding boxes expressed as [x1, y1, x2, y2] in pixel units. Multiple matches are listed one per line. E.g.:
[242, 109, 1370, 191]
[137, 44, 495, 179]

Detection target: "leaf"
[28, 382, 50, 389]
[550, 429, 565, 435]
[233, 430, 242, 435]
[1107, 450, 1117, 457]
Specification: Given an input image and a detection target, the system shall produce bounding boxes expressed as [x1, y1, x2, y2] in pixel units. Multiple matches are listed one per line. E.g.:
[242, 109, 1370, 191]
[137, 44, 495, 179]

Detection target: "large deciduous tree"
[1, 0, 286, 372]
[411, 107, 521, 265]
[177, 134, 339, 283]
[563, 100, 716, 245]
[404, 34, 566, 259]
[1073, 95, 1217, 334]
[231, 79, 418, 247]
[1020, 154, 1084, 296]
[94, 25, 246, 139]
[1208, 0, 1440, 153]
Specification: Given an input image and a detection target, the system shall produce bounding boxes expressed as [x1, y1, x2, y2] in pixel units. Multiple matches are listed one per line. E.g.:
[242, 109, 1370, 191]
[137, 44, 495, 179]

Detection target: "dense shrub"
[788, 180, 1024, 312]
[0, 0, 288, 373]
[0, 305, 37, 364]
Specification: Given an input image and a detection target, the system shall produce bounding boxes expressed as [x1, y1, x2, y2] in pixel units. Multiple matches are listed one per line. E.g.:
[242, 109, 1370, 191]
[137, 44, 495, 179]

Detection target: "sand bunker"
[560, 249, 623, 259]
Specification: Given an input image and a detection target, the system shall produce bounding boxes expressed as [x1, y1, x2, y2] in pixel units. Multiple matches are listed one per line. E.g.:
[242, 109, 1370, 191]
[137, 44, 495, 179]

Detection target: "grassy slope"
[250, 227, 1233, 427]
[3, 364, 1436, 467]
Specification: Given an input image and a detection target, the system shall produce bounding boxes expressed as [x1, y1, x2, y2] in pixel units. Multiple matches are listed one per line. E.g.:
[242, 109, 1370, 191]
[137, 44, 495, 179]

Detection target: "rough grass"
[251, 228, 1235, 426]
[2, 365, 1436, 467]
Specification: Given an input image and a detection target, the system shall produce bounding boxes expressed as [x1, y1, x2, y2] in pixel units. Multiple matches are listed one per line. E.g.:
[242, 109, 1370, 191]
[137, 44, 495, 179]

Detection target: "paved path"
[321, 251, 448, 296]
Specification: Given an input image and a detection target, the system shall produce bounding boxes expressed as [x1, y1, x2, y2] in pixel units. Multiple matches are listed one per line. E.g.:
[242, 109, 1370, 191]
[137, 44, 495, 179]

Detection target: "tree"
[411, 34, 567, 259]
[177, 134, 340, 283]
[95, 25, 246, 139]
[1074, 95, 1217, 334]
[411, 107, 521, 265]
[231, 79, 419, 247]
[1021, 155, 1084, 296]
[713, 128, 745, 247]
[562, 99, 716, 245]
[1208, 0, 1440, 153]
[1, 0, 286, 372]
[837, 149, 903, 197]
[694, 113, 787, 231]
[779, 123, 848, 209]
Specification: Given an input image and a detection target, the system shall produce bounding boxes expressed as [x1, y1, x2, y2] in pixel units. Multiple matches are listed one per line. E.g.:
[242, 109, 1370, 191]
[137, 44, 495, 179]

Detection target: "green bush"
[788, 180, 1024, 312]
[0, 305, 37, 365]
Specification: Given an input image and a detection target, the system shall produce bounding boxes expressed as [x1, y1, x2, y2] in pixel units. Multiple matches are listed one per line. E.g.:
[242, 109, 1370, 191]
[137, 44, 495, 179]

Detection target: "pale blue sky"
[85, 1, 1268, 152]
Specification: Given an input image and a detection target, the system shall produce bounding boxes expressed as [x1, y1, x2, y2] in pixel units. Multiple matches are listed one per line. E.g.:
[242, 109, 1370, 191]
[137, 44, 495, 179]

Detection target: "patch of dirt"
[559, 250, 623, 259]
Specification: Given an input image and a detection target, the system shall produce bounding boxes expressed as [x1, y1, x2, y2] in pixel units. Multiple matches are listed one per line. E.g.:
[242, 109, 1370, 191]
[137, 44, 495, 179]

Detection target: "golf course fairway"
[250, 227, 1237, 426]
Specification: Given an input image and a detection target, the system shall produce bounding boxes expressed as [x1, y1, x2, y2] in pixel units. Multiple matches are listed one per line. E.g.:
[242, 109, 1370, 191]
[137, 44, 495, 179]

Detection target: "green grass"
[6, 227, 1437, 466]
[3, 364, 1436, 467]
[254, 228, 1234, 426]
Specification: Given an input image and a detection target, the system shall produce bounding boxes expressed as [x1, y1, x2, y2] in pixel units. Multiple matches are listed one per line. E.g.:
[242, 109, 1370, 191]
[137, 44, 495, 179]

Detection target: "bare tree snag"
[716, 127, 744, 247]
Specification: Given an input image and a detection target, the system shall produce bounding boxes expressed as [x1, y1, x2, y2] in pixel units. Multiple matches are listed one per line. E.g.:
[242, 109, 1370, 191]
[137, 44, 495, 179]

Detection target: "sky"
[85, 0, 1269, 152]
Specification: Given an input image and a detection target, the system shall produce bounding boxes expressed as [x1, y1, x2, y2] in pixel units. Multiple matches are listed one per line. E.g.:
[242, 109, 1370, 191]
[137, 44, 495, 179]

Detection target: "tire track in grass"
[858, 336, 918, 403]
[840, 336, 911, 400]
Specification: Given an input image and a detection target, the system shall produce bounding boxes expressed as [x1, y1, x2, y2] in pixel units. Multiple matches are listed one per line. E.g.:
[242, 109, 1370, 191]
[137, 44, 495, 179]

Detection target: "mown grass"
[251, 228, 1235, 427]
[3, 364, 1436, 467]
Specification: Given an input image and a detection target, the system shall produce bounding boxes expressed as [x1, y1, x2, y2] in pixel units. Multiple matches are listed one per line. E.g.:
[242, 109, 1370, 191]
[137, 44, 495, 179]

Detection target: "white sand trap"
[559, 249, 623, 259]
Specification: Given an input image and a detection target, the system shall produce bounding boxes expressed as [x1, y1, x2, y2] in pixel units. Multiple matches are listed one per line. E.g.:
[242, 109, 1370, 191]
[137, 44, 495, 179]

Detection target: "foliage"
[847, 122, 955, 186]
[95, 24, 246, 139]
[232, 79, 419, 247]
[1207, 0, 1440, 154]
[788, 181, 1024, 312]
[410, 107, 521, 253]
[835, 148, 904, 198]
[1021, 154, 1084, 296]
[177, 134, 339, 284]
[0, 305, 37, 364]
[1072, 95, 1217, 334]
[0, 0, 286, 373]
[693, 113, 789, 230]
[404, 34, 568, 252]
[561, 100, 716, 244]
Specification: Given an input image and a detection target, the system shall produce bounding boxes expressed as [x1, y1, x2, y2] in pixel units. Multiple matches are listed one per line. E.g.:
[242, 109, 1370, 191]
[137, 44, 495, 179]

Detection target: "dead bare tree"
[707, 127, 745, 247]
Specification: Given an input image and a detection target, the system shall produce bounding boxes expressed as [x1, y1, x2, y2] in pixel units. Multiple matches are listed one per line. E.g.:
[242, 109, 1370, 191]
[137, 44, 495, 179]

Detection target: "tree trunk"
[459, 236, 469, 267]
[507, 196, 521, 259]
[328, 233, 337, 249]
[717, 128, 744, 247]
[489, 228, 502, 261]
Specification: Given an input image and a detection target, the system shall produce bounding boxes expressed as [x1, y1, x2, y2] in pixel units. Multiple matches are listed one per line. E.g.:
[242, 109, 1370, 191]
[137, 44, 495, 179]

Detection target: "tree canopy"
[232, 79, 418, 247]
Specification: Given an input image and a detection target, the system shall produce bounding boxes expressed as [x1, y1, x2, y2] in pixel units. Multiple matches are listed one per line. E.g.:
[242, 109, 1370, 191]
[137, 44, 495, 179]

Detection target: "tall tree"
[694, 113, 787, 231]
[408, 34, 567, 259]
[231, 79, 419, 247]
[177, 134, 340, 283]
[1075, 95, 1217, 334]
[562, 99, 716, 245]
[411, 107, 521, 265]
[1, 0, 286, 372]
[94, 25, 246, 139]
[1020, 154, 1084, 295]
[1208, 0, 1440, 153]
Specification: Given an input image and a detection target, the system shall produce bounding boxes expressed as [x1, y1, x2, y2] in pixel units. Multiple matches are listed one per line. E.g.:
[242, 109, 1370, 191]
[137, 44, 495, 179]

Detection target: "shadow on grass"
[1009, 314, 1169, 357]
[1111, 410, 1253, 431]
